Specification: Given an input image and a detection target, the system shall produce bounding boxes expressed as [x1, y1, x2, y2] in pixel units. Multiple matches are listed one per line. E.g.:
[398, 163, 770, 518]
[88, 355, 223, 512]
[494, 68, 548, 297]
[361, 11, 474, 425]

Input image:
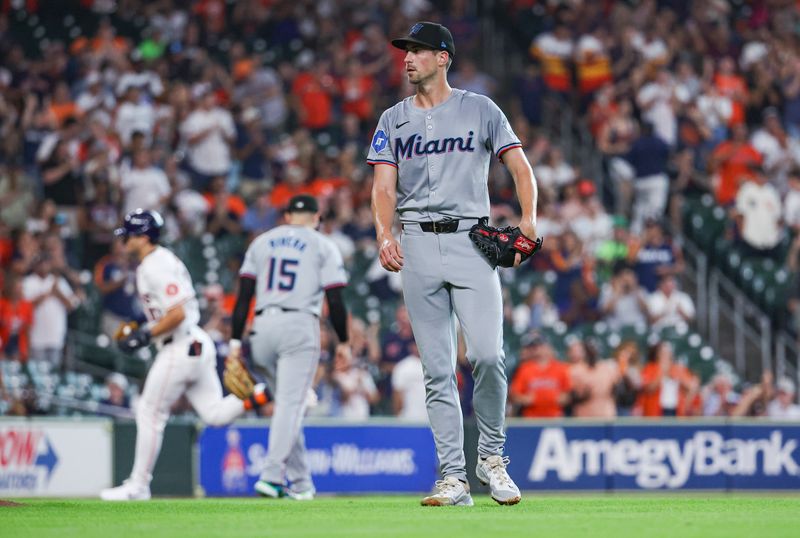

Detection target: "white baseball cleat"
[420, 476, 474, 506]
[286, 487, 315, 501]
[100, 480, 151, 501]
[476, 455, 521, 505]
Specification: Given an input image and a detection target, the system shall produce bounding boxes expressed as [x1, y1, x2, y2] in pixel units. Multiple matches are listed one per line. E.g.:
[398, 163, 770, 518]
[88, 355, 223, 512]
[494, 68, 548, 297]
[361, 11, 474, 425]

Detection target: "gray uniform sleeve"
[320, 239, 348, 290]
[486, 98, 522, 160]
[366, 110, 398, 168]
[239, 241, 259, 280]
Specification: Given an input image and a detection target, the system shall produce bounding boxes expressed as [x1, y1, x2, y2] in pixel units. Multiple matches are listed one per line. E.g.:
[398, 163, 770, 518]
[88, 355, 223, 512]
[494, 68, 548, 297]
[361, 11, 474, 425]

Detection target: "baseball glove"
[223, 357, 256, 400]
[114, 321, 151, 353]
[469, 217, 543, 268]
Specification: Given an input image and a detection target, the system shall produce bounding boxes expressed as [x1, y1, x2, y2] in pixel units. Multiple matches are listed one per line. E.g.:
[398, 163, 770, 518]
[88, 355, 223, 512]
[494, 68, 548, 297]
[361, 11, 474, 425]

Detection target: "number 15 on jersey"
[267, 257, 298, 291]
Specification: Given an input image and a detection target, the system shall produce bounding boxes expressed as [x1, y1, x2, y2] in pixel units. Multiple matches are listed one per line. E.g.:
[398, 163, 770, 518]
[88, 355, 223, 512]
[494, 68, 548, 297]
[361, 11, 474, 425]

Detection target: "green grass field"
[4, 495, 800, 538]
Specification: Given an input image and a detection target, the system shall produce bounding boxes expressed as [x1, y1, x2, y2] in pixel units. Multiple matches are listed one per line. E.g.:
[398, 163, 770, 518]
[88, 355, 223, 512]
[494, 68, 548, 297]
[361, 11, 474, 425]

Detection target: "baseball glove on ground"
[223, 357, 256, 400]
[114, 321, 151, 352]
[469, 217, 543, 268]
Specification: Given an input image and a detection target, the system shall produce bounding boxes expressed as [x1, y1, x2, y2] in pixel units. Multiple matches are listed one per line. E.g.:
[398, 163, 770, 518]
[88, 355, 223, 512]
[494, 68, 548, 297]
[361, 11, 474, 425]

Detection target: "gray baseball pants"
[250, 309, 320, 491]
[400, 220, 507, 482]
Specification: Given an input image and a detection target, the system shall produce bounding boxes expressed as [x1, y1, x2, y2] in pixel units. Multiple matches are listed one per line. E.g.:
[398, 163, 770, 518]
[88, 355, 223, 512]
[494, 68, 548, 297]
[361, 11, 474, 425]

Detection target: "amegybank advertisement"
[0, 418, 113, 496]
[199, 423, 438, 495]
[505, 423, 800, 490]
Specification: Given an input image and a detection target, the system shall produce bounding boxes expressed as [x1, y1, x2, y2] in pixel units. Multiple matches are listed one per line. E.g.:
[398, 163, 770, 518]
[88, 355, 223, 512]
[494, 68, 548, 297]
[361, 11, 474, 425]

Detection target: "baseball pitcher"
[369, 22, 541, 506]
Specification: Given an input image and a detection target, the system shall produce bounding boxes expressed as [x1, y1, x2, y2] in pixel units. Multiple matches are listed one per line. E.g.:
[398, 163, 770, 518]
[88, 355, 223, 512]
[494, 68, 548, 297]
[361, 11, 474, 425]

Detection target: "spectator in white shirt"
[332, 349, 379, 421]
[76, 71, 116, 114]
[767, 377, 800, 420]
[391, 353, 428, 422]
[114, 86, 155, 148]
[695, 81, 733, 146]
[533, 147, 578, 199]
[783, 172, 800, 233]
[22, 254, 79, 369]
[599, 264, 649, 330]
[637, 69, 677, 146]
[570, 182, 613, 253]
[119, 148, 172, 215]
[180, 83, 235, 191]
[750, 107, 800, 194]
[733, 169, 783, 258]
[631, 27, 669, 66]
[647, 275, 696, 332]
[702, 373, 740, 417]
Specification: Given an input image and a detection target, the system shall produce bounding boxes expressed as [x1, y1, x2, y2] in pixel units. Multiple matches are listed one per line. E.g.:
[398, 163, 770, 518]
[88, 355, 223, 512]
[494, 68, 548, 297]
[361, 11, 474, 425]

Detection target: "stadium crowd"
[0, 0, 799, 421]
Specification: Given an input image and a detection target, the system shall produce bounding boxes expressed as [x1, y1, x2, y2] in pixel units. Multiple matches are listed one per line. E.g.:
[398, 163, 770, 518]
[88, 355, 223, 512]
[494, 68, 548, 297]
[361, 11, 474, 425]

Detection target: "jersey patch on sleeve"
[166, 283, 179, 296]
[371, 129, 388, 152]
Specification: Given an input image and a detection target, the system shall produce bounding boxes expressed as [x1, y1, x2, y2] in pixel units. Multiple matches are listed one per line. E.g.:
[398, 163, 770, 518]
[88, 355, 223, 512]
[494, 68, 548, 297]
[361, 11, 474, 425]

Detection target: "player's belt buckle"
[422, 219, 459, 234]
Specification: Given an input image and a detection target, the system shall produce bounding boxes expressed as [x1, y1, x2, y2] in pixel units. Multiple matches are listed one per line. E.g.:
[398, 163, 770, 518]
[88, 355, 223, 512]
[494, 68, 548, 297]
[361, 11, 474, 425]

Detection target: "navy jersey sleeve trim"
[496, 142, 523, 159]
[367, 159, 398, 168]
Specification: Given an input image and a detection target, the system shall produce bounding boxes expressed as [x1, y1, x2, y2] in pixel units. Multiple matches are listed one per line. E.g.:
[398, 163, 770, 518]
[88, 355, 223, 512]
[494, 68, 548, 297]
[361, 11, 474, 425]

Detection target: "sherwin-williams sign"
[199, 423, 437, 495]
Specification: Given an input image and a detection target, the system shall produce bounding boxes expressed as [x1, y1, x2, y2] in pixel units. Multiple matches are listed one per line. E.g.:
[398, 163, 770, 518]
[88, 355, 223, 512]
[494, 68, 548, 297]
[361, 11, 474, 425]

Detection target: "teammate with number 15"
[101, 209, 267, 501]
[229, 195, 350, 500]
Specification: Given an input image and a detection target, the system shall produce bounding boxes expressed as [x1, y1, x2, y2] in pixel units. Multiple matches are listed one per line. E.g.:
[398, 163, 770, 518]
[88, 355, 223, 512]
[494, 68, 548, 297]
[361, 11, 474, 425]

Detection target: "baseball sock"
[244, 386, 268, 411]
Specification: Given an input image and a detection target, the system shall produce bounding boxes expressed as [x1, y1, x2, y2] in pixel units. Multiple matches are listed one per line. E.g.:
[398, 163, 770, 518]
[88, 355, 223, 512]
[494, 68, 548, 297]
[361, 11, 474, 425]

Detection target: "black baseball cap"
[391, 21, 455, 58]
[286, 194, 319, 214]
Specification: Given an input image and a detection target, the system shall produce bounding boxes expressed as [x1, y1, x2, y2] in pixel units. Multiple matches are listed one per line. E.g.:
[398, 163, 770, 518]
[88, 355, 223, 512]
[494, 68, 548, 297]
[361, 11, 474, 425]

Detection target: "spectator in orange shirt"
[0, 276, 34, 362]
[713, 57, 747, 127]
[47, 82, 79, 128]
[309, 155, 349, 201]
[509, 332, 571, 418]
[709, 123, 762, 206]
[339, 58, 376, 124]
[636, 341, 698, 417]
[270, 162, 315, 210]
[291, 59, 336, 132]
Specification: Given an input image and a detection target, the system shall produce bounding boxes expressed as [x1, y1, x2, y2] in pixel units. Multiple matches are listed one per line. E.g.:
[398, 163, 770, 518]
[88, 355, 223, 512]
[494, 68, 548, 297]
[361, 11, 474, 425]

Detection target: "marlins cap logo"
[409, 23, 423, 35]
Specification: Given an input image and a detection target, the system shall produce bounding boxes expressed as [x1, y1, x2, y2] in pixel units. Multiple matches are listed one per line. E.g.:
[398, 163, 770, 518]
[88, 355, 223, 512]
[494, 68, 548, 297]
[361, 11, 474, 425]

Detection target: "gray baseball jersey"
[239, 225, 348, 315]
[366, 88, 521, 222]
[241, 224, 345, 493]
[368, 88, 522, 483]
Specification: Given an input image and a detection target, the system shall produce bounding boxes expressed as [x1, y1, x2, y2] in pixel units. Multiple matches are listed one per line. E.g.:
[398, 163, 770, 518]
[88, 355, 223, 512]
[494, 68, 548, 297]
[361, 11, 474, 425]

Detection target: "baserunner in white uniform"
[101, 209, 267, 501]
[229, 195, 350, 501]
[369, 22, 539, 506]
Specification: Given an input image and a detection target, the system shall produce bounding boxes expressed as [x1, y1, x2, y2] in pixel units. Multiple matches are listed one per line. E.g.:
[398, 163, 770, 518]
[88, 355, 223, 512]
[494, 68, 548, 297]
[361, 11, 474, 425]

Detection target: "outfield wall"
[200, 419, 800, 495]
[2, 418, 799, 497]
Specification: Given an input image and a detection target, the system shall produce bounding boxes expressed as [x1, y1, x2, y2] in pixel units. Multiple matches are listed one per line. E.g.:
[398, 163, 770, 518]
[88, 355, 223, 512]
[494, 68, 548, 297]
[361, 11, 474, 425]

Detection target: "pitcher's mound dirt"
[0, 500, 24, 507]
